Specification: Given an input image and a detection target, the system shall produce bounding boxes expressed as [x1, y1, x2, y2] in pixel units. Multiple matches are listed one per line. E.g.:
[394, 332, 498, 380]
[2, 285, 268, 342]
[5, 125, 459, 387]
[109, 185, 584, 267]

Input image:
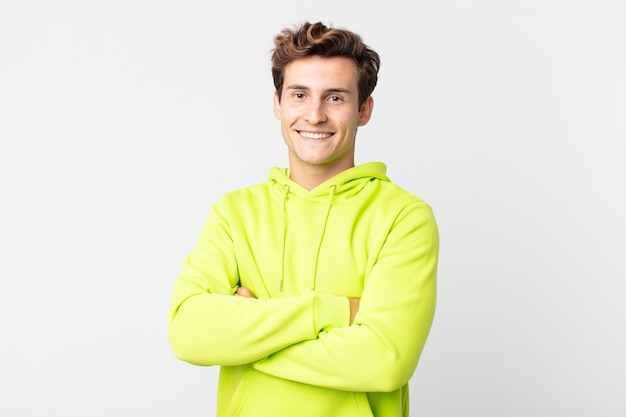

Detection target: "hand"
[234, 287, 257, 298]
[349, 298, 360, 325]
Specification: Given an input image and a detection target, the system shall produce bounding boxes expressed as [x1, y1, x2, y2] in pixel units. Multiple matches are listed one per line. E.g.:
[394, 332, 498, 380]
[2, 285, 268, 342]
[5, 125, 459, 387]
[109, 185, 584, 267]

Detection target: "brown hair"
[271, 21, 380, 107]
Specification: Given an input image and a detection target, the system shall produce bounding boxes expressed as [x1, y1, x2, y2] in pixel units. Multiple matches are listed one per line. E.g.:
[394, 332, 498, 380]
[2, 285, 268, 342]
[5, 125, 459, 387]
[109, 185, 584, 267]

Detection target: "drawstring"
[311, 184, 336, 290]
[279, 184, 289, 292]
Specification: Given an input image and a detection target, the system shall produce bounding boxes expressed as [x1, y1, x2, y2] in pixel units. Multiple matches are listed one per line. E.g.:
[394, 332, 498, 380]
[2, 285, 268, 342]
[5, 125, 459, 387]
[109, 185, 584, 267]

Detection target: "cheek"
[338, 115, 360, 132]
[280, 107, 302, 123]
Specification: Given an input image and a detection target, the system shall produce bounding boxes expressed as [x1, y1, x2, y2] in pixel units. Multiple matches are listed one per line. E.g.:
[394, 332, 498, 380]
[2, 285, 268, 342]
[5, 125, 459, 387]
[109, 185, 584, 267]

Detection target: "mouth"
[298, 131, 333, 140]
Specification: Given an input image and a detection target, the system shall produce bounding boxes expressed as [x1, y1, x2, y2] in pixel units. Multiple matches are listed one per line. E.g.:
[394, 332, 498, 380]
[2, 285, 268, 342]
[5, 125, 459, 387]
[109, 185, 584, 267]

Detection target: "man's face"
[274, 55, 373, 178]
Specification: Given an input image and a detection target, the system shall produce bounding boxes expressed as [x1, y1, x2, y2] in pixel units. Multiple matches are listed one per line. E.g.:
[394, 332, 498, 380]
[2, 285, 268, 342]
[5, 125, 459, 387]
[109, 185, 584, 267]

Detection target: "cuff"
[311, 291, 350, 332]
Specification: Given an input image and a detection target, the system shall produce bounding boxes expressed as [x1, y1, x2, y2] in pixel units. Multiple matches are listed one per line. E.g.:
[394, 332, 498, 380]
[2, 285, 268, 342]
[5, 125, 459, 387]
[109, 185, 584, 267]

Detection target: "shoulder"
[210, 181, 278, 222]
[375, 179, 433, 211]
[368, 181, 437, 235]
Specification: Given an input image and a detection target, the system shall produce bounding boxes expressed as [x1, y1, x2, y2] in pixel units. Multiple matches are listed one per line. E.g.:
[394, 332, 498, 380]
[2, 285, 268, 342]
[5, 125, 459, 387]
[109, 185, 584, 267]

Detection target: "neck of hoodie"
[288, 162, 355, 191]
[269, 162, 390, 202]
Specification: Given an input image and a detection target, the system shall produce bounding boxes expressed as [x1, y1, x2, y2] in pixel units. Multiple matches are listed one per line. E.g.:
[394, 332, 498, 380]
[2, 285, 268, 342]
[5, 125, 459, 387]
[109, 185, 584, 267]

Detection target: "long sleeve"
[252, 202, 439, 392]
[168, 201, 350, 366]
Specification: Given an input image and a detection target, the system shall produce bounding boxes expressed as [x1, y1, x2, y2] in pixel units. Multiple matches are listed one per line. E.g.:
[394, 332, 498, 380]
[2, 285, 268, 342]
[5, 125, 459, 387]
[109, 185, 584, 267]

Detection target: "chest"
[232, 200, 391, 299]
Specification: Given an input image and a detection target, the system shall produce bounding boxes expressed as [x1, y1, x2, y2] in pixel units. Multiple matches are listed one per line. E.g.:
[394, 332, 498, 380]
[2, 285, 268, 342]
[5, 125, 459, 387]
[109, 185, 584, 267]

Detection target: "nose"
[304, 99, 327, 124]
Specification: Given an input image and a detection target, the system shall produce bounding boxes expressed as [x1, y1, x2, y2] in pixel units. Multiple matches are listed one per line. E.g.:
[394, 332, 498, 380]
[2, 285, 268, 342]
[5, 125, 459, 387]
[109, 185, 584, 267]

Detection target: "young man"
[168, 21, 439, 417]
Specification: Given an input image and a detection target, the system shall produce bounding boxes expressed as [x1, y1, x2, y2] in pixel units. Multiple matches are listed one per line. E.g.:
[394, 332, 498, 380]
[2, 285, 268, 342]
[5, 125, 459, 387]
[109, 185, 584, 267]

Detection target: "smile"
[299, 131, 333, 140]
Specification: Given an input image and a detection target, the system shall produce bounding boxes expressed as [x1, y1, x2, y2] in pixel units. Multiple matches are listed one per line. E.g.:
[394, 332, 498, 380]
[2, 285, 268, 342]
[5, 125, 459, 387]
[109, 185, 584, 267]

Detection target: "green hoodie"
[169, 162, 439, 417]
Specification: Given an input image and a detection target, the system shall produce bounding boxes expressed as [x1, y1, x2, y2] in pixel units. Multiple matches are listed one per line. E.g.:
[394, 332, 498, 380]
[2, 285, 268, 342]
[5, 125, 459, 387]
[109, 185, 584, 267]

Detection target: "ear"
[357, 96, 374, 126]
[273, 91, 281, 120]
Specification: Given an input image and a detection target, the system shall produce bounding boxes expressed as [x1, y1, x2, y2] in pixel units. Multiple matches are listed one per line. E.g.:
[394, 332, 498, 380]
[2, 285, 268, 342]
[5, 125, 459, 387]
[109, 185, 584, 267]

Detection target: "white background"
[1, 1, 624, 416]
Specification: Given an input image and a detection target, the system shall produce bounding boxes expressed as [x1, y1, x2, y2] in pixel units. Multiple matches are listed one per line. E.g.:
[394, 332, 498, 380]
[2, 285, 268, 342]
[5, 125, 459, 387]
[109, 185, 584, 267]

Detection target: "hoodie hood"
[268, 162, 390, 202]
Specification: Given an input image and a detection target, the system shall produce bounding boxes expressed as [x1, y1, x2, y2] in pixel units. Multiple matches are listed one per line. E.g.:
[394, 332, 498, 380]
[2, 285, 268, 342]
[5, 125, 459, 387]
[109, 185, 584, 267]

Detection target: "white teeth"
[300, 131, 331, 139]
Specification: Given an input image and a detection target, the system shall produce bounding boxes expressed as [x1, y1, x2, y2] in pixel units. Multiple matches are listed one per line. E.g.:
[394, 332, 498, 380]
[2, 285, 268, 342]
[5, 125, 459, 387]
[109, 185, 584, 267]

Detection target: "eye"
[328, 95, 343, 102]
[293, 92, 305, 99]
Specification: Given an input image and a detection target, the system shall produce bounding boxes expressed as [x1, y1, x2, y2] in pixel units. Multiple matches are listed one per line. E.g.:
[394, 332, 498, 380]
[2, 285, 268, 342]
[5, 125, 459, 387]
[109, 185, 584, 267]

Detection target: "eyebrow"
[284, 84, 353, 95]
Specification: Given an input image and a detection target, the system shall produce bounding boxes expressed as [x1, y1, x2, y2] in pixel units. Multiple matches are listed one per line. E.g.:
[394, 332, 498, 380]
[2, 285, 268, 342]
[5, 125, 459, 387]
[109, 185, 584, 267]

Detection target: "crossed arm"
[235, 286, 361, 325]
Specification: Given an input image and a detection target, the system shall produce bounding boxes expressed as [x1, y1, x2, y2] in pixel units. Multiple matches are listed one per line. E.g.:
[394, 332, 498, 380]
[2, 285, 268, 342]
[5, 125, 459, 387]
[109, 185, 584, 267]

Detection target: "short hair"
[271, 21, 380, 107]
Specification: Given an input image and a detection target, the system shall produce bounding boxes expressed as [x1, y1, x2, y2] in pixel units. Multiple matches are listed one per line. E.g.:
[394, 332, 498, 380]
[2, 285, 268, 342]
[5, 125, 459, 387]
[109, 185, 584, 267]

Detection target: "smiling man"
[168, 21, 439, 417]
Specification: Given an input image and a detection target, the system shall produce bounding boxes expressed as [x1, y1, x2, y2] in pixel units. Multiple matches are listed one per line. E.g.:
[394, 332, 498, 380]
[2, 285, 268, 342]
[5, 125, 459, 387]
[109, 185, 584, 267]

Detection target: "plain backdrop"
[1, 1, 624, 416]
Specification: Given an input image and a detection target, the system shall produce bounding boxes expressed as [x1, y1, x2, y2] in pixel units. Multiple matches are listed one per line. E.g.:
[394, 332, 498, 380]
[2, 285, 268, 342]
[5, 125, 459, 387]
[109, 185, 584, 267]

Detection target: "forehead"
[283, 56, 359, 91]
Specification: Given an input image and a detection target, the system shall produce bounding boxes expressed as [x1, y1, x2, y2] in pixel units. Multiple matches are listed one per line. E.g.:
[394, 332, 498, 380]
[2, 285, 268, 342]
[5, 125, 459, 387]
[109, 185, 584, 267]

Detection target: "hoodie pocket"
[223, 367, 254, 417]
[225, 367, 373, 417]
